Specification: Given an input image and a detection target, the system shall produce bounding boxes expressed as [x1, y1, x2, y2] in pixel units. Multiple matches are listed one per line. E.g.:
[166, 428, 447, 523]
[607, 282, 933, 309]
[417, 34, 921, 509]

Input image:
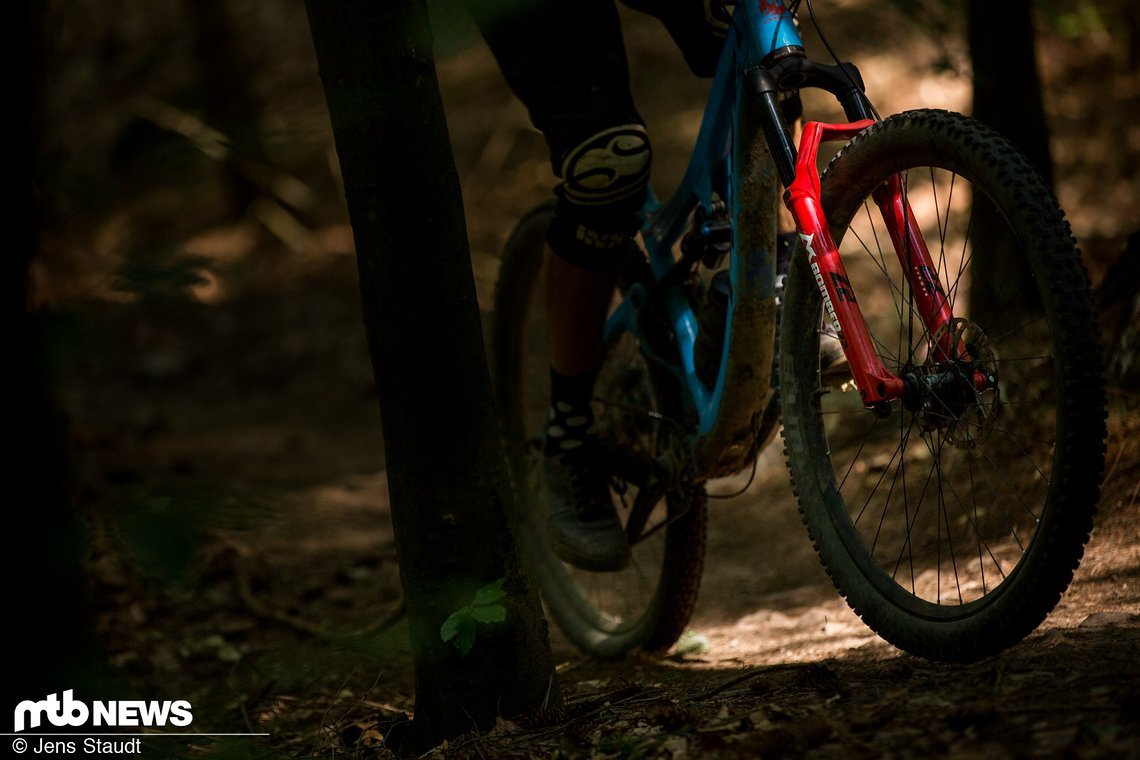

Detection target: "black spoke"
[832, 164, 1053, 605]
[783, 111, 1102, 662]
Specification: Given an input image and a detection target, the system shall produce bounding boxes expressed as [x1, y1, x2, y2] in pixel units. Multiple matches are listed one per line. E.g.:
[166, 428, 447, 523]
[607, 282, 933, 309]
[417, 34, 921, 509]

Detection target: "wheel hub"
[901, 319, 1000, 449]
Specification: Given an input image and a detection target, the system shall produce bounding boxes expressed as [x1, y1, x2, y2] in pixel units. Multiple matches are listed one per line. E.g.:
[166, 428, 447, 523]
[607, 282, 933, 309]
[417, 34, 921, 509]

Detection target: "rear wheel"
[492, 203, 707, 659]
[779, 110, 1106, 661]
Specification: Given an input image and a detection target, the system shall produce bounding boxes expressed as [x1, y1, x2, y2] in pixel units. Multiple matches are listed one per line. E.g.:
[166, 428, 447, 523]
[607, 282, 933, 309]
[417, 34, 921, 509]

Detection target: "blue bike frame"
[604, 2, 805, 448]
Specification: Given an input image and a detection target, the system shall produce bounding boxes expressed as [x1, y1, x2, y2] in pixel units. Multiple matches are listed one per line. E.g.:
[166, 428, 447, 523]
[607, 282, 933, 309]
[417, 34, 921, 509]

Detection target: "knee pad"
[547, 124, 651, 269]
[559, 124, 651, 207]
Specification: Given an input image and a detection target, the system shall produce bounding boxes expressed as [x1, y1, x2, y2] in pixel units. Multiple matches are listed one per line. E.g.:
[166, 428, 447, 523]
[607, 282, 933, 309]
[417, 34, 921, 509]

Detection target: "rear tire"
[492, 203, 707, 658]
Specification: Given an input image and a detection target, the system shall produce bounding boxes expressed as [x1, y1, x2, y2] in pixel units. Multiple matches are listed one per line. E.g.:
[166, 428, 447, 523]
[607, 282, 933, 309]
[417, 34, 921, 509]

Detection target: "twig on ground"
[233, 556, 407, 641]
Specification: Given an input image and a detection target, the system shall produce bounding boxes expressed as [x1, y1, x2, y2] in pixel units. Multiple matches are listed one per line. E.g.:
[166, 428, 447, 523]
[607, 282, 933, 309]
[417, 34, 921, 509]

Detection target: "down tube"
[632, 26, 741, 422]
[691, 90, 781, 476]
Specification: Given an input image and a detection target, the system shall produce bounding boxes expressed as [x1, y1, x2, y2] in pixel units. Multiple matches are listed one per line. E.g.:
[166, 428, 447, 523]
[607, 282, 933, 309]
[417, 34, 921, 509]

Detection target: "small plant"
[440, 578, 507, 655]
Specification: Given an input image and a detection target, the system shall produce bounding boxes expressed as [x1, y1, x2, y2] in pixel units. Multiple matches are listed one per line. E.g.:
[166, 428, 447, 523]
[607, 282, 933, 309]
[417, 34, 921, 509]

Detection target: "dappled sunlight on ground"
[31, 0, 1140, 755]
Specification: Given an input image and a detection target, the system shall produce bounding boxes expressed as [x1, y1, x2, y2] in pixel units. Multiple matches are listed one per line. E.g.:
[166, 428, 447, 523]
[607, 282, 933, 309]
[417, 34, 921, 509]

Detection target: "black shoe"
[544, 449, 630, 572]
[819, 321, 849, 377]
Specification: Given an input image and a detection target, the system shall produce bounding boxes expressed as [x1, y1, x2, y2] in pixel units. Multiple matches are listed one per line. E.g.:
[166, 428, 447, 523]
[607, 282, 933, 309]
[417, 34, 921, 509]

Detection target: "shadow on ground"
[31, 0, 1140, 756]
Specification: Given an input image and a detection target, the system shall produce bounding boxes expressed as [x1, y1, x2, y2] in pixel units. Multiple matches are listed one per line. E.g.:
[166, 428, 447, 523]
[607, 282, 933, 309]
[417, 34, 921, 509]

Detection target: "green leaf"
[471, 604, 506, 624]
[440, 578, 510, 654]
[473, 578, 506, 607]
[456, 618, 477, 656]
[440, 609, 467, 643]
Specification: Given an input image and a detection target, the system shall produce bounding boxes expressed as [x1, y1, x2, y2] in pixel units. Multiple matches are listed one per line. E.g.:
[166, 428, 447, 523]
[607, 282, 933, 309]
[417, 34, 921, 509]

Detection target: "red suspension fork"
[872, 174, 964, 363]
[785, 120, 906, 410]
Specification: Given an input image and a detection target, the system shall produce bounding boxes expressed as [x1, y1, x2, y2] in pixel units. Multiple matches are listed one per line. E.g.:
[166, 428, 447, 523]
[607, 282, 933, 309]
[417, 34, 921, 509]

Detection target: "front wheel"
[780, 110, 1106, 662]
[492, 203, 707, 659]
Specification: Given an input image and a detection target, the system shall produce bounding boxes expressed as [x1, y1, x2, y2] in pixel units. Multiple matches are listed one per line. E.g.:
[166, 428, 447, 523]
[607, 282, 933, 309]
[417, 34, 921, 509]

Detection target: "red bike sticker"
[759, 0, 786, 17]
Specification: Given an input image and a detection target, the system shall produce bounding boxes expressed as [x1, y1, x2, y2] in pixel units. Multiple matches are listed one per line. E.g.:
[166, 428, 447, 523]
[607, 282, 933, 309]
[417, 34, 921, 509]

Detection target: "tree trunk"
[10, 0, 97, 715]
[302, 0, 560, 752]
[967, 0, 1050, 317]
[183, 0, 265, 216]
[968, 0, 1053, 186]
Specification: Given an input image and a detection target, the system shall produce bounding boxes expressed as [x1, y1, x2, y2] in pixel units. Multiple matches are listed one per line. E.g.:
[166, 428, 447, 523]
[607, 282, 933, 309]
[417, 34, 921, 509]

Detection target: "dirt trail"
[38, 1, 1140, 757]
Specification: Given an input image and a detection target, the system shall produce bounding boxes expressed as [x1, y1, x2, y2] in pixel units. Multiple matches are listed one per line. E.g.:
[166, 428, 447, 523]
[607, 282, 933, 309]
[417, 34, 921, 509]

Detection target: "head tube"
[737, 1, 805, 64]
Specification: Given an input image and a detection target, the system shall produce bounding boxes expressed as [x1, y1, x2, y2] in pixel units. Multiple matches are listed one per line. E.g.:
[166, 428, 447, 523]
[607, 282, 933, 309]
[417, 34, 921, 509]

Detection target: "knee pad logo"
[574, 225, 625, 251]
[560, 125, 651, 207]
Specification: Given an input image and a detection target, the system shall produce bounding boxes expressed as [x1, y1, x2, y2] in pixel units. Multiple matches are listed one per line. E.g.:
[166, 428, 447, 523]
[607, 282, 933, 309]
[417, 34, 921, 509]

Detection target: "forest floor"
[35, 1, 1140, 757]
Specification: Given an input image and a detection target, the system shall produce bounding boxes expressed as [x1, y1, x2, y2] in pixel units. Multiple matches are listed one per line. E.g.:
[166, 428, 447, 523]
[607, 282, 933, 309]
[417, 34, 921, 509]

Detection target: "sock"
[545, 368, 597, 456]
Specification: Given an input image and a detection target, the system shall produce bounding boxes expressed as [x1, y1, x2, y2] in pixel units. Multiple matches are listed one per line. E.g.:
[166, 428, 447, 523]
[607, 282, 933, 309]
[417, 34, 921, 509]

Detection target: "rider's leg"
[466, 0, 641, 389]
[540, 251, 630, 570]
[546, 252, 617, 377]
[467, 0, 647, 570]
[538, 126, 651, 571]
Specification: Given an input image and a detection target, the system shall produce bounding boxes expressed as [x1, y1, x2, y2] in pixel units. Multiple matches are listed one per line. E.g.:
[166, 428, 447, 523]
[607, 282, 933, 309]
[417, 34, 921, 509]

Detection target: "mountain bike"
[491, 0, 1106, 662]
